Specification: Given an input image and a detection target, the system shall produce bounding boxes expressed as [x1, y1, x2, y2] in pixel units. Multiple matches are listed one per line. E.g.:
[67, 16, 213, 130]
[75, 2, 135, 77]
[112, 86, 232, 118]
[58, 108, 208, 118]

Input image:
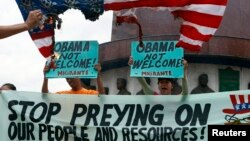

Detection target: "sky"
[0, 1, 113, 92]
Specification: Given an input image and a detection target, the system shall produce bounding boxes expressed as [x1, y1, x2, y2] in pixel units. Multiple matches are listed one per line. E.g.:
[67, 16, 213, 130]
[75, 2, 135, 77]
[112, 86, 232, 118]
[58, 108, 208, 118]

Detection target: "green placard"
[219, 68, 239, 92]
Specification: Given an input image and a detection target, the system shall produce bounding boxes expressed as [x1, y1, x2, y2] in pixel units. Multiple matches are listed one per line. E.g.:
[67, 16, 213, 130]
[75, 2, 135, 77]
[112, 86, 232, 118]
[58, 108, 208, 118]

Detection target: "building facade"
[94, 0, 250, 94]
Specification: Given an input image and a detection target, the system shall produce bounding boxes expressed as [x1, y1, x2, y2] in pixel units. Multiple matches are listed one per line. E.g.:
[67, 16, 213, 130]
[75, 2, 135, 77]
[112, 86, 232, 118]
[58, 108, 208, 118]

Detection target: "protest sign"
[46, 41, 99, 78]
[131, 41, 184, 78]
[1, 90, 250, 141]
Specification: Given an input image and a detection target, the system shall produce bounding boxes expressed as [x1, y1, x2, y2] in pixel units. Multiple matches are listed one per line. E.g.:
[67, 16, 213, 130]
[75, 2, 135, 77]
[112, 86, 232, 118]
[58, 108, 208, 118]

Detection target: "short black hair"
[80, 78, 91, 86]
[158, 78, 174, 83]
[2, 83, 16, 90]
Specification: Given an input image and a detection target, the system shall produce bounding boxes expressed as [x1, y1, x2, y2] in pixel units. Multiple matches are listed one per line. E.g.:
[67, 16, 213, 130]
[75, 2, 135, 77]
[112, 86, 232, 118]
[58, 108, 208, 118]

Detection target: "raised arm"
[95, 63, 105, 94]
[41, 64, 50, 93]
[137, 77, 155, 95]
[181, 59, 189, 95]
[128, 56, 154, 95]
[0, 10, 42, 39]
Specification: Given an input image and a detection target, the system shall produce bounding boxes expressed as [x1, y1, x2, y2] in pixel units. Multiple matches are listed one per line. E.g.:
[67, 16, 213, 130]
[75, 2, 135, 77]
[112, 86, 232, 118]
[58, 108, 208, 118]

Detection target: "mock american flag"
[16, 0, 228, 58]
[223, 95, 250, 114]
[105, 0, 228, 51]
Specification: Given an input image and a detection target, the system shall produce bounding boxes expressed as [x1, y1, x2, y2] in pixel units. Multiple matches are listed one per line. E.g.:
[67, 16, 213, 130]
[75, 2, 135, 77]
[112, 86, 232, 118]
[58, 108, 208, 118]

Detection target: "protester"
[128, 56, 188, 95]
[0, 9, 42, 39]
[0, 83, 16, 90]
[41, 63, 105, 95]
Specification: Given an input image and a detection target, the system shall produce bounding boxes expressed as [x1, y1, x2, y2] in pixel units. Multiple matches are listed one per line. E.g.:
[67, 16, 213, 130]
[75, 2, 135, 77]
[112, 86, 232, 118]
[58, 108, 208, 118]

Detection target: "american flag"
[105, 0, 228, 51]
[16, 0, 228, 58]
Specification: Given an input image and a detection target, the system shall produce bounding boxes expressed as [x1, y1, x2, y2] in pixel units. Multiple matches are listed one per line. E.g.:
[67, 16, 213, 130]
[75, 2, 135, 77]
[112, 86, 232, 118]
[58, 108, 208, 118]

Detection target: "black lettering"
[125, 105, 135, 126]
[144, 53, 152, 60]
[168, 42, 175, 51]
[131, 128, 138, 140]
[147, 127, 157, 141]
[181, 127, 189, 141]
[80, 127, 89, 141]
[158, 53, 165, 60]
[145, 43, 152, 53]
[168, 59, 176, 67]
[100, 105, 113, 126]
[55, 125, 64, 140]
[8, 122, 17, 140]
[39, 124, 46, 140]
[175, 104, 193, 126]
[83, 41, 90, 51]
[17, 123, 26, 140]
[101, 127, 110, 141]
[63, 126, 73, 141]
[27, 123, 35, 140]
[159, 42, 168, 52]
[132, 60, 143, 69]
[19, 101, 35, 121]
[8, 100, 18, 121]
[141, 60, 149, 69]
[84, 104, 100, 126]
[132, 104, 150, 126]
[54, 42, 61, 52]
[79, 58, 92, 68]
[62, 42, 68, 52]
[122, 128, 130, 141]
[189, 127, 198, 141]
[95, 127, 102, 141]
[155, 60, 161, 68]
[70, 104, 87, 125]
[75, 41, 83, 51]
[47, 125, 55, 141]
[149, 104, 164, 125]
[191, 104, 211, 126]
[152, 43, 158, 52]
[45, 103, 61, 124]
[173, 127, 181, 141]
[113, 105, 131, 126]
[136, 44, 144, 53]
[164, 127, 173, 141]
[30, 102, 47, 123]
[60, 53, 69, 60]
[138, 128, 147, 141]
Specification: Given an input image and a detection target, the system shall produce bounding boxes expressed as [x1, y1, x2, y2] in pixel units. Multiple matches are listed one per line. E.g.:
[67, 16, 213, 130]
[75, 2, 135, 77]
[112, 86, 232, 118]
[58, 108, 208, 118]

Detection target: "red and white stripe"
[230, 95, 250, 107]
[30, 29, 55, 59]
[104, 0, 228, 51]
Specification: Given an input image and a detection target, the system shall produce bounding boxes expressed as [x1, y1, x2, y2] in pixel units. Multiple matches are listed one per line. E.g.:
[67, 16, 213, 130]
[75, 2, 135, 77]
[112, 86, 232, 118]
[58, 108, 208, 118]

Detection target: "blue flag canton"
[16, 0, 104, 22]
[234, 103, 250, 111]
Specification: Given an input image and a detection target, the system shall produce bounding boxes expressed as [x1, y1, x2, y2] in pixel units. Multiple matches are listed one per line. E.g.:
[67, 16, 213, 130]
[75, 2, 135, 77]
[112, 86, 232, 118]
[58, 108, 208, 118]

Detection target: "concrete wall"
[91, 63, 250, 95]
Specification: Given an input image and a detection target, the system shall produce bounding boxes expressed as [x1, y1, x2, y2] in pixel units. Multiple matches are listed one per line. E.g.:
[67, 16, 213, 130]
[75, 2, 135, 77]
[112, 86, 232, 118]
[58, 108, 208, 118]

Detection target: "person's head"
[157, 78, 173, 95]
[66, 78, 82, 91]
[80, 78, 91, 89]
[0, 83, 16, 90]
[117, 78, 127, 90]
[198, 73, 208, 87]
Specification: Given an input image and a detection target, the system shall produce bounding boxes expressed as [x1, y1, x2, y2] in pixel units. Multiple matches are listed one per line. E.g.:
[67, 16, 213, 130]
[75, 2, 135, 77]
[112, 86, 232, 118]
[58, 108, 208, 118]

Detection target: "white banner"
[1, 90, 250, 141]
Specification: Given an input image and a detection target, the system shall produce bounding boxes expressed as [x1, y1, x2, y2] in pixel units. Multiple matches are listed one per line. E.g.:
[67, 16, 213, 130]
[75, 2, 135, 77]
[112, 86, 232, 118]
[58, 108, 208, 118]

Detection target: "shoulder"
[56, 90, 71, 94]
[80, 89, 98, 95]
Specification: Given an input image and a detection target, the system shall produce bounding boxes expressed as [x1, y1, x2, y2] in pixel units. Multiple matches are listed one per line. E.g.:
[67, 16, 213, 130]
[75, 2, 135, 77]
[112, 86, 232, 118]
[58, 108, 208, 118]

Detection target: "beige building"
[92, 0, 250, 94]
